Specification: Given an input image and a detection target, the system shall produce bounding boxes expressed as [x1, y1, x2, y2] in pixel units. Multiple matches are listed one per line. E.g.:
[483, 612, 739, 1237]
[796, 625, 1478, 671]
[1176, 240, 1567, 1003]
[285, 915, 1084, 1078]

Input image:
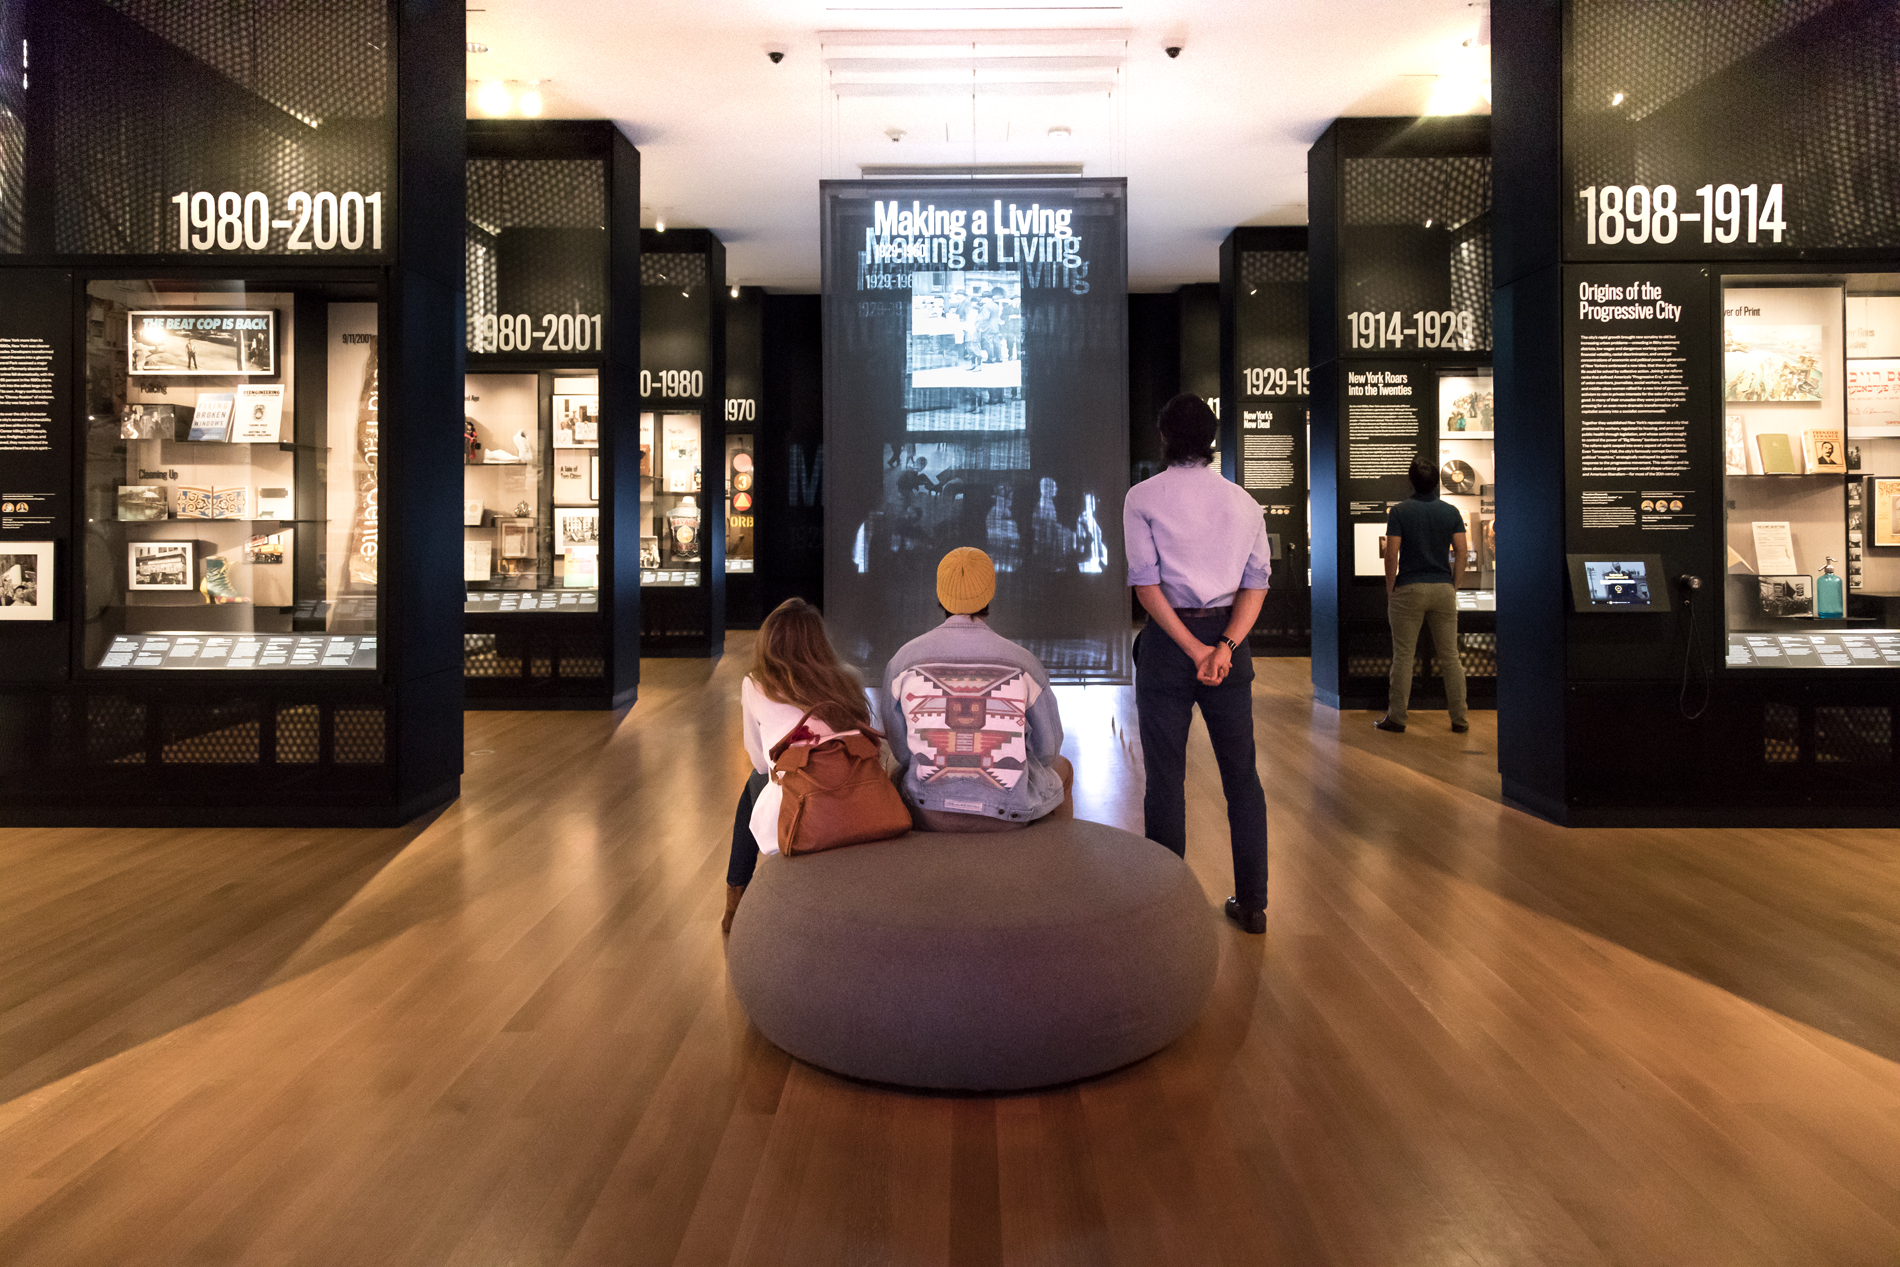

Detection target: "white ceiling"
[466, 0, 1490, 292]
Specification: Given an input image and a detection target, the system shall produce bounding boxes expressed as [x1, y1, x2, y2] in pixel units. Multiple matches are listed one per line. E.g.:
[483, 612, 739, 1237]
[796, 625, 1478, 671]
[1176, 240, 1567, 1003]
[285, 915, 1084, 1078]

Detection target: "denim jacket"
[881, 616, 1065, 823]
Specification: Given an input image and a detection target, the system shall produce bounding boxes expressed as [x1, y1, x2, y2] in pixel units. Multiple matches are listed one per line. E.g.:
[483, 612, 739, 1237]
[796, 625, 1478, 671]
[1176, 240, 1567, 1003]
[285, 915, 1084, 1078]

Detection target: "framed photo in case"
[0, 540, 54, 620]
[1872, 477, 1900, 548]
[128, 540, 196, 591]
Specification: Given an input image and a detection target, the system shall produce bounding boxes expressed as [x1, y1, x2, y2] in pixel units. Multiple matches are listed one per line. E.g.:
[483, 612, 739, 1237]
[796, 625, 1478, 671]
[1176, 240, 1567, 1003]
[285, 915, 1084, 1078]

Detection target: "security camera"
[1165, 45, 1182, 58]
[767, 50, 784, 64]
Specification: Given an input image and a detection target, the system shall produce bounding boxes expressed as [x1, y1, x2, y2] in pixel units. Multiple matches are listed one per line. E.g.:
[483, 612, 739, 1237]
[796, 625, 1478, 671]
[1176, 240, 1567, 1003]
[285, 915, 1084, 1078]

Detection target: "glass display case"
[725, 433, 755, 574]
[462, 371, 599, 613]
[82, 280, 379, 671]
[1437, 369, 1497, 611]
[1723, 274, 1900, 668]
[640, 410, 703, 586]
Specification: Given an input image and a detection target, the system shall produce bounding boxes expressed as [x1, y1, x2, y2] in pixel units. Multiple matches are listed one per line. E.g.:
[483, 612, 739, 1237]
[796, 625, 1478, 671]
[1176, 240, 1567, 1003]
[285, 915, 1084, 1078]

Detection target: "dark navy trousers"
[1134, 616, 1269, 910]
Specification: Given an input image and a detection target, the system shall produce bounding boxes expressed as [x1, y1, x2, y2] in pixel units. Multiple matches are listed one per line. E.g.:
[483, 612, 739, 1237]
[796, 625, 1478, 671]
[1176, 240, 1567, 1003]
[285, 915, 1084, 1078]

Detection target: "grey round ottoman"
[726, 817, 1218, 1091]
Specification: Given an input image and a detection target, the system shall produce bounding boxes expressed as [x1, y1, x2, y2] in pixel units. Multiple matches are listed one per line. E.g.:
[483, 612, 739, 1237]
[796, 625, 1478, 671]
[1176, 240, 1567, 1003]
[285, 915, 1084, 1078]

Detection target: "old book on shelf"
[1802, 428, 1846, 474]
[1755, 432, 1798, 474]
[231, 384, 286, 443]
[188, 392, 236, 442]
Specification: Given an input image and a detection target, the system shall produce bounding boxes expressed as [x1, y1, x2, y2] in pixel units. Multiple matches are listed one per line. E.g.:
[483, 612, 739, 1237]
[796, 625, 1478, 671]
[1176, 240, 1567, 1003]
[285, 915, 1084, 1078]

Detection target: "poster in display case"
[127, 310, 276, 376]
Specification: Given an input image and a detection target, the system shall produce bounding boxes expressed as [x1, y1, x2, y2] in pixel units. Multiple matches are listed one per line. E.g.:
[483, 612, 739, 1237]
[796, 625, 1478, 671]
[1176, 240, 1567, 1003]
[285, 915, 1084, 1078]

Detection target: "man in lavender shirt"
[1124, 394, 1273, 933]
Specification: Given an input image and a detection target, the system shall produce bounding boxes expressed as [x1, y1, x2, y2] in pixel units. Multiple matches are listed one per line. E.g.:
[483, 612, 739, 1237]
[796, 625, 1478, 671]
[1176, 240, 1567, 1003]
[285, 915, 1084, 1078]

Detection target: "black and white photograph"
[127, 540, 195, 591]
[905, 271, 1024, 433]
[127, 309, 276, 376]
[0, 542, 53, 620]
[1758, 574, 1815, 618]
[556, 506, 601, 555]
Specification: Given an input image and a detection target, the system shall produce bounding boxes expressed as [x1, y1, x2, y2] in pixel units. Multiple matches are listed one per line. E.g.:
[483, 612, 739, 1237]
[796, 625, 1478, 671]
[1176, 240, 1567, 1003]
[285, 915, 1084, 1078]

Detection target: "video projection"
[822, 179, 1130, 682]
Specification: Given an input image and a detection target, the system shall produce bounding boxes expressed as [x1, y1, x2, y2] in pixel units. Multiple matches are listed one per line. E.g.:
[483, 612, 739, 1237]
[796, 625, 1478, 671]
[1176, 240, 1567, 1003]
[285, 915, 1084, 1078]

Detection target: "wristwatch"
[1218, 636, 1240, 652]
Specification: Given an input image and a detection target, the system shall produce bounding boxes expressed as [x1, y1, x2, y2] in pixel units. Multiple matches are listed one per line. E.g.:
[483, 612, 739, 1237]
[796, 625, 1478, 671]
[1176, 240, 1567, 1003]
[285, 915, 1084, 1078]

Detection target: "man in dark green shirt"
[1376, 456, 1469, 734]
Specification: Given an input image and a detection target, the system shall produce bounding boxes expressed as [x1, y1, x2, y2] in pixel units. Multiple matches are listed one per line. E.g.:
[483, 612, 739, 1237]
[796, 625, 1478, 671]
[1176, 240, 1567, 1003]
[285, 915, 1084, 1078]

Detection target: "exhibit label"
[1578, 183, 1786, 247]
[471, 312, 602, 355]
[858, 197, 1094, 294]
[169, 190, 383, 252]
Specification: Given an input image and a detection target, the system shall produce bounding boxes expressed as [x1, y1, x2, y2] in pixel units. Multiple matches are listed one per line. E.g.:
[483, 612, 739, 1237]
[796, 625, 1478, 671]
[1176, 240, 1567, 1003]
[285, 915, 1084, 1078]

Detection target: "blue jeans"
[728, 770, 769, 887]
[1135, 617, 1269, 910]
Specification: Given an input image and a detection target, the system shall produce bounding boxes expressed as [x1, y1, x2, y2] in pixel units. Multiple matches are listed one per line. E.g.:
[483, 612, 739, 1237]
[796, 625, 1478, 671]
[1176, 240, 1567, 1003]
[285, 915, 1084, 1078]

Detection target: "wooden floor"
[3, 639, 1898, 1265]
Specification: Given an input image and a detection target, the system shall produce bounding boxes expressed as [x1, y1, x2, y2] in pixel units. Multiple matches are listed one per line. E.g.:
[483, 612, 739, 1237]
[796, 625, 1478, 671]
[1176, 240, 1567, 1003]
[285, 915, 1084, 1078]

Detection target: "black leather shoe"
[1224, 897, 1266, 935]
[1373, 716, 1406, 733]
[1451, 721, 1469, 733]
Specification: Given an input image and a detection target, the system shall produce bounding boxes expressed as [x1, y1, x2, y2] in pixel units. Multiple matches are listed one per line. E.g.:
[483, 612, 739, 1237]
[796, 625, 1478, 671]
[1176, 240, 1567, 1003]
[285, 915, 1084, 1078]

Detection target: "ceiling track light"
[466, 41, 488, 54]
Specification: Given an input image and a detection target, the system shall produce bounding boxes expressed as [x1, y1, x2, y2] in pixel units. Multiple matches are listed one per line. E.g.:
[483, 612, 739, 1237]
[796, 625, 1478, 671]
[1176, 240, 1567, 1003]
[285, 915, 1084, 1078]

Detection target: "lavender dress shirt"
[1123, 461, 1273, 609]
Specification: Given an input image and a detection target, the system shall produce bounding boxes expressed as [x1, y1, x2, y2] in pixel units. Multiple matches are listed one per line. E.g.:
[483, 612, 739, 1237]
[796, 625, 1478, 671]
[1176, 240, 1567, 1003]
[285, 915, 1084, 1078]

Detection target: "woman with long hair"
[725, 597, 877, 932]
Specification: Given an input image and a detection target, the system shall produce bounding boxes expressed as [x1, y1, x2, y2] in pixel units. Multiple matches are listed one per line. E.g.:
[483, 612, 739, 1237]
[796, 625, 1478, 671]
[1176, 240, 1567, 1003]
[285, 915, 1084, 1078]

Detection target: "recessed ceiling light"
[466, 41, 488, 53]
[1048, 125, 1071, 139]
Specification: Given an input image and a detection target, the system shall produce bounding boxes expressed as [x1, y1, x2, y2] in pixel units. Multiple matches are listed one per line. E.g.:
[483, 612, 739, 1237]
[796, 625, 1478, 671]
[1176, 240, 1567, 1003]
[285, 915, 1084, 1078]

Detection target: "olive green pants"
[1387, 582, 1467, 726]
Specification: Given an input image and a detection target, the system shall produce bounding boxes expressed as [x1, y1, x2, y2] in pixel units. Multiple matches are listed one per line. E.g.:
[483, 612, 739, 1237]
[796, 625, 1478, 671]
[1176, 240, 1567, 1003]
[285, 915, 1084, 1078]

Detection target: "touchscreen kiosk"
[1567, 555, 1672, 612]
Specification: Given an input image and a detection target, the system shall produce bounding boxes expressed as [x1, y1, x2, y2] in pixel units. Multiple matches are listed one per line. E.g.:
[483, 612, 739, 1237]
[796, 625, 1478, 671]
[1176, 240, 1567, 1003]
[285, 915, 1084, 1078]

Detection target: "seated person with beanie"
[882, 546, 1074, 832]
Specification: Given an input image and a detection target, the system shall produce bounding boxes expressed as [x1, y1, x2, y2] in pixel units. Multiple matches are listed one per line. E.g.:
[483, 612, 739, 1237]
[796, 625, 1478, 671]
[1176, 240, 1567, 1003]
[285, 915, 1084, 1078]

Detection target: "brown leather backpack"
[769, 707, 914, 855]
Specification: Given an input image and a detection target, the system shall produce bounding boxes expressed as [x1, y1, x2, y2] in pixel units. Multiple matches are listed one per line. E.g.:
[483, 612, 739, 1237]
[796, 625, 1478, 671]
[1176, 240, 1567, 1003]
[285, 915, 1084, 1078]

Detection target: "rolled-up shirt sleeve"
[1240, 512, 1273, 591]
[1123, 491, 1161, 587]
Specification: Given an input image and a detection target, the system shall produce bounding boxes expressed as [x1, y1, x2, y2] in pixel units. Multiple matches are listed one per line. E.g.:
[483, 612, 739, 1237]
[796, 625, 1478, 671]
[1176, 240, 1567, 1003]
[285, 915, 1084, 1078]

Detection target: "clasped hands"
[1194, 640, 1233, 686]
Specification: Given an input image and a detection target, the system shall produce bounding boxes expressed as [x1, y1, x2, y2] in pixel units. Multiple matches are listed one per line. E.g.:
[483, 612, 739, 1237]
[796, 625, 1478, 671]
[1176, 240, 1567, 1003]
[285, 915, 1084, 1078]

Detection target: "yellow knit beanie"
[936, 547, 996, 614]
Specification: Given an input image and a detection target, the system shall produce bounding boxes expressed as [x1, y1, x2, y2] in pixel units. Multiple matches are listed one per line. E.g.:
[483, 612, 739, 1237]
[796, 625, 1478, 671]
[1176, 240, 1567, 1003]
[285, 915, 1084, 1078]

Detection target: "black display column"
[0, 0, 463, 826]
[461, 120, 641, 709]
[1221, 226, 1311, 651]
[1493, 0, 1900, 825]
[758, 294, 826, 613]
[1308, 117, 1496, 710]
[640, 229, 726, 657]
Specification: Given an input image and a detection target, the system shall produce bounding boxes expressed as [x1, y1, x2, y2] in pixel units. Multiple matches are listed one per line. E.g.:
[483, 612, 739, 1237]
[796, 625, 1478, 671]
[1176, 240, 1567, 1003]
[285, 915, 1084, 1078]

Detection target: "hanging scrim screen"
[822, 179, 1130, 683]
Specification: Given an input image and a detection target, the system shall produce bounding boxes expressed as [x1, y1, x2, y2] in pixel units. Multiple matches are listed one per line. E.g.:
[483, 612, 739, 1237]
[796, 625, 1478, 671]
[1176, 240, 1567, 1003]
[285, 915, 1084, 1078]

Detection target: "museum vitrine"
[84, 281, 381, 671]
[0, 0, 462, 825]
[640, 228, 726, 655]
[461, 119, 641, 706]
[1720, 273, 1900, 669]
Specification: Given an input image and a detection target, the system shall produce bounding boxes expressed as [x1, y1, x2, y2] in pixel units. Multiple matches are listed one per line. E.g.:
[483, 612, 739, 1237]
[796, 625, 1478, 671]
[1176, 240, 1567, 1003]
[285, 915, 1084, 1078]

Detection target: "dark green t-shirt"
[1386, 493, 1466, 587]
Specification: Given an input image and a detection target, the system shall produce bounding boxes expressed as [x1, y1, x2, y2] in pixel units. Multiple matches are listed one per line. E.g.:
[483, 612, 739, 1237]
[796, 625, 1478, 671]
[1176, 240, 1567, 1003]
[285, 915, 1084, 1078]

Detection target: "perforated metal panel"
[1239, 251, 1308, 288]
[1815, 705, 1891, 765]
[557, 638, 606, 679]
[642, 252, 707, 289]
[89, 697, 147, 765]
[162, 702, 261, 764]
[1764, 701, 1801, 763]
[36, 0, 392, 256]
[276, 705, 321, 764]
[1569, 0, 1900, 252]
[1344, 157, 1491, 229]
[0, 5, 24, 254]
[333, 707, 385, 765]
